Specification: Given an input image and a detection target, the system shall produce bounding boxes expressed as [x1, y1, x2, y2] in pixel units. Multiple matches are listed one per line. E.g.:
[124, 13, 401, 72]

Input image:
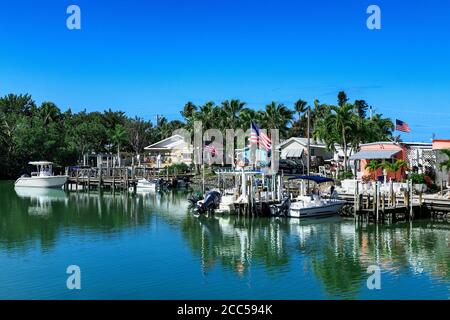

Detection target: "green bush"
[339, 171, 354, 180]
[166, 163, 190, 175]
[408, 173, 426, 184]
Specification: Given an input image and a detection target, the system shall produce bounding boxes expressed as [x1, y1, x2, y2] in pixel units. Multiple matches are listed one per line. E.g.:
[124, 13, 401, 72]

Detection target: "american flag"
[250, 121, 272, 151]
[204, 142, 217, 156]
[395, 119, 411, 133]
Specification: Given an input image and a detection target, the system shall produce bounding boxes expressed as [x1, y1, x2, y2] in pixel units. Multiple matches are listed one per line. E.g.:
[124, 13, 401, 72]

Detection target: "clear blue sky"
[1, 0, 449, 142]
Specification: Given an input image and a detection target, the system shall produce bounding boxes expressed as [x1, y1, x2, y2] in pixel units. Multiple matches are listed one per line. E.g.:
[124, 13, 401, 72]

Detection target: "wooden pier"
[336, 180, 450, 222]
[64, 166, 194, 191]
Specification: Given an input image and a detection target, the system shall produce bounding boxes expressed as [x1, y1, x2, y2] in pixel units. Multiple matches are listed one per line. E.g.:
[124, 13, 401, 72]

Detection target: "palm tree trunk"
[342, 128, 348, 172]
[117, 144, 121, 167]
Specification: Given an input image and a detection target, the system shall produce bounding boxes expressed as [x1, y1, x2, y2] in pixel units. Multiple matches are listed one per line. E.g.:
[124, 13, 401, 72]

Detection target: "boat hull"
[288, 201, 345, 218]
[136, 179, 158, 191]
[136, 184, 157, 191]
[14, 176, 68, 188]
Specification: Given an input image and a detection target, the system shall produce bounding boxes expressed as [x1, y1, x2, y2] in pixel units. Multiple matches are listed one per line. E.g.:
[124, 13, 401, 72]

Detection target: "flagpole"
[307, 106, 311, 192]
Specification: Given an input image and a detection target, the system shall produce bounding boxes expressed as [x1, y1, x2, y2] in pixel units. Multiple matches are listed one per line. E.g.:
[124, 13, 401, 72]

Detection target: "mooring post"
[409, 180, 414, 220]
[405, 181, 410, 220]
[354, 181, 359, 219]
[375, 181, 379, 222]
[389, 179, 393, 206]
[202, 164, 205, 194]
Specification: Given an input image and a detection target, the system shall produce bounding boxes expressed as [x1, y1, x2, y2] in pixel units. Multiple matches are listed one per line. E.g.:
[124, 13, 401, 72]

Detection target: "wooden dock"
[337, 191, 450, 222]
[64, 166, 194, 191]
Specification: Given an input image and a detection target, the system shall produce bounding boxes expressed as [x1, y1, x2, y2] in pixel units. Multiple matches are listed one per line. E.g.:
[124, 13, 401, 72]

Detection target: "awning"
[283, 148, 304, 158]
[349, 150, 400, 160]
[288, 175, 334, 183]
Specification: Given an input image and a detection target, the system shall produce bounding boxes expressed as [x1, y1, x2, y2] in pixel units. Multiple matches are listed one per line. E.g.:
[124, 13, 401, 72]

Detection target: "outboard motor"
[196, 191, 221, 214]
[188, 193, 204, 208]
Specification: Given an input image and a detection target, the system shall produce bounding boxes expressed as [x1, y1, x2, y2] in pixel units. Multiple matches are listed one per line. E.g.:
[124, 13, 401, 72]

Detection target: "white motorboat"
[280, 175, 346, 218]
[136, 178, 160, 191]
[14, 161, 68, 188]
[289, 195, 346, 218]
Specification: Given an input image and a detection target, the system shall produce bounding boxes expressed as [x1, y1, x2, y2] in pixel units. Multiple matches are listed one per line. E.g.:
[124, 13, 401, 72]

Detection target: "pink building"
[350, 141, 434, 182]
[432, 139, 450, 150]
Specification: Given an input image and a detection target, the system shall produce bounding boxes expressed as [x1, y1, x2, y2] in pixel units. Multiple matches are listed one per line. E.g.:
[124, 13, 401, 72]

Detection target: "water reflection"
[1, 182, 450, 298]
[14, 187, 68, 217]
[180, 214, 450, 298]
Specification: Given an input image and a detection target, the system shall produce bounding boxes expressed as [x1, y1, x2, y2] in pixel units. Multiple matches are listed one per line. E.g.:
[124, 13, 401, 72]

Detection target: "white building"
[144, 135, 193, 168]
[277, 137, 333, 163]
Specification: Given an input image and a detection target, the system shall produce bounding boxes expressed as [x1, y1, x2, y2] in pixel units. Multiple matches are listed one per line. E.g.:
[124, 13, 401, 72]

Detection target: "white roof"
[284, 148, 304, 158]
[144, 135, 192, 151]
[29, 161, 53, 166]
[277, 137, 327, 149]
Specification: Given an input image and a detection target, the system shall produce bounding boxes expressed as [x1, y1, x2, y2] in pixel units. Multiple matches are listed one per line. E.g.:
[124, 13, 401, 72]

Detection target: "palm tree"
[222, 99, 246, 130]
[111, 124, 128, 167]
[337, 91, 349, 107]
[380, 160, 408, 182]
[126, 117, 152, 155]
[365, 160, 382, 180]
[196, 102, 216, 130]
[294, 99, 308, 119]
[259, 101, 294, 139]
[327, 104, 354, 171]
[180, 102, 197, 131]
[39, 102, 61, 127]
[288, 99, 309, 137]
[238, 108, 258, 130]
[368, 114, 394, 141]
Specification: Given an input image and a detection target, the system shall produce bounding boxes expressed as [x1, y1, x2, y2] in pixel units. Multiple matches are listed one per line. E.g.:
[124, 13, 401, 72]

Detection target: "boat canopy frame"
[288, 175, 334, 184]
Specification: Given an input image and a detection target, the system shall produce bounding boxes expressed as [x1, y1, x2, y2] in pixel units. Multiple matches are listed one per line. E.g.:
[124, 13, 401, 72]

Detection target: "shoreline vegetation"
[0, 91, 394, 179]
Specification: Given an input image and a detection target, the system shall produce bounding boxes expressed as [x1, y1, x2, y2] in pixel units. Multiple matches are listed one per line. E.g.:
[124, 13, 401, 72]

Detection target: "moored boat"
[14, 161, 68, 188]
[273, 175, 346, 218]
[136, 178, 161, 191]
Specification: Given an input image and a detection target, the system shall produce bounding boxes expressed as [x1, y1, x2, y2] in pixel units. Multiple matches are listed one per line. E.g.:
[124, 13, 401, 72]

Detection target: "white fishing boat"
[136, 178, 160, 191]
[288, 195, 346, 218]
[14, 161, 68, 188]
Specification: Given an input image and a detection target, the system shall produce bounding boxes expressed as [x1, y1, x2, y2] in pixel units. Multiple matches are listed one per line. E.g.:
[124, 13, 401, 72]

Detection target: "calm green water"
[1, 181, 449, 300]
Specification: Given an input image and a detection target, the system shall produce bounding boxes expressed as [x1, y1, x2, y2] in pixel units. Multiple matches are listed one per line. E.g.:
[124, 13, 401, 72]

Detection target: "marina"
[57, 165, 450, 223]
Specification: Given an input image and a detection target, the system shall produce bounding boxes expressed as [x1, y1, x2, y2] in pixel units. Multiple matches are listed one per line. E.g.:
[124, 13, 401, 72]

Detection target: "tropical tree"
[314, 103, 354, 171]
[154, 116, 171, 141]
[39, 102, 61, 127]
[222, 99, 246, 130]
[365, 160, 382, 180]
[294, 99, 308, 119]
[289, 99, 309, 137]
[259, 101, 294, 139]
[110, 124, 128, 166]
[337, 91, 349, 107]
[180, 101, 197, 131]
[366, 113, 394, 142]
[196, 101, 216, 130]
[380, 160, 408, 182]
[354, 100, 369, 119]
[126, 117, 152, 155]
